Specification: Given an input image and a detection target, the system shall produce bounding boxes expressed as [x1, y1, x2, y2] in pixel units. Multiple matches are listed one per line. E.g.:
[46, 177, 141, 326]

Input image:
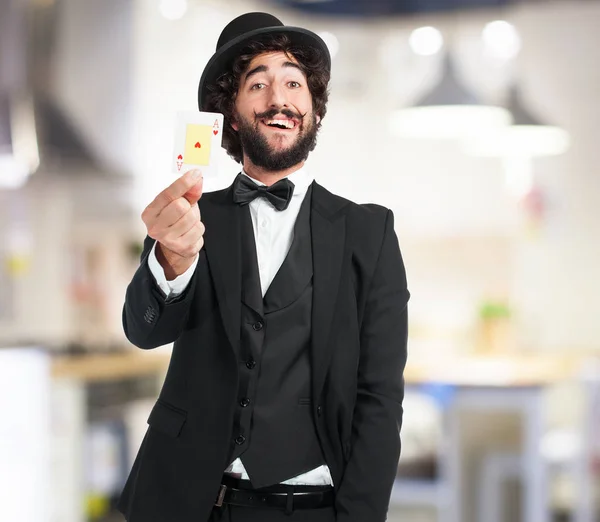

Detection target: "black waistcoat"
[227, 186, 325, 488]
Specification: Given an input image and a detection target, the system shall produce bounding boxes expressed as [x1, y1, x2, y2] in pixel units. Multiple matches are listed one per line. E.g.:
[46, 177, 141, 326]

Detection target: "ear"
[230, 114, 239, 131]
[315, 114, 321, 125]
[231, 96, 240, 131]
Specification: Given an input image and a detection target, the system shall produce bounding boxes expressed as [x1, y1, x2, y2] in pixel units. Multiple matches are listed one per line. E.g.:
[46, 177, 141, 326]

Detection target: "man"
[118, 12, 409, 522]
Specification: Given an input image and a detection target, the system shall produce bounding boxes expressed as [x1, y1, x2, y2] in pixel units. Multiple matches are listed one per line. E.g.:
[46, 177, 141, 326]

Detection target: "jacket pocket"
[147, 399, 187, 438]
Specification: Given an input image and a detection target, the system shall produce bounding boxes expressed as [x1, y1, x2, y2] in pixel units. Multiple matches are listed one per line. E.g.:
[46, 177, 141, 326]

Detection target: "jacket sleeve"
[122, 235, 199, 349]
[335, 209, 409, 522]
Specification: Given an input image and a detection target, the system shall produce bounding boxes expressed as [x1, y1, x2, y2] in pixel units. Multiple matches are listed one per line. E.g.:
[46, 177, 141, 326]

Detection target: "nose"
[267, 82, 288, 109]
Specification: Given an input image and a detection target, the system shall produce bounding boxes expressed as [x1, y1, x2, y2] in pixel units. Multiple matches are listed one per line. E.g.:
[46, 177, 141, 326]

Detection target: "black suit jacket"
[118, 180, 410, 522]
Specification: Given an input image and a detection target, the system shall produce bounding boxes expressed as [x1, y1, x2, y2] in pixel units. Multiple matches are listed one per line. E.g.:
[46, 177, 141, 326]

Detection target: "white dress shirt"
[147, 167, 333, 486]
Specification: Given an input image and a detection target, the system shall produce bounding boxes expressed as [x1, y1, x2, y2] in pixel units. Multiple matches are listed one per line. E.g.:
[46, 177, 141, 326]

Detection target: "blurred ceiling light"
[317, 31, 339, 59]
[409, 26, 443, 57]
[464, 85, 570, 157]
[390, 53, 512, 139]
[482, 20, 521, 61]
[0, 93, 39, 190]
[159, 0, 187, 21]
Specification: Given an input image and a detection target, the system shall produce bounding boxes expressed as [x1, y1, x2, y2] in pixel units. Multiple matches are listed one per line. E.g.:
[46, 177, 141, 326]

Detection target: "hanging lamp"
[389, 52, 512, 139]
[464, 84, 570, 157]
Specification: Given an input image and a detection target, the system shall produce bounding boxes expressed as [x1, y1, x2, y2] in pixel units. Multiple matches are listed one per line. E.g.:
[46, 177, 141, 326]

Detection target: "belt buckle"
[214, 485, 227, 507]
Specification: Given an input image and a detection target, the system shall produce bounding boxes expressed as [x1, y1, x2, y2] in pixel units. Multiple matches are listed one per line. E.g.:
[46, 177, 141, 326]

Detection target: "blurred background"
[1, 0, 599, 521]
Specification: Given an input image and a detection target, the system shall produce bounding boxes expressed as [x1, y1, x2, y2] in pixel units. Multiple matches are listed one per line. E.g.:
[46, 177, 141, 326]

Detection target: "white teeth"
[265, 119, 295, 129]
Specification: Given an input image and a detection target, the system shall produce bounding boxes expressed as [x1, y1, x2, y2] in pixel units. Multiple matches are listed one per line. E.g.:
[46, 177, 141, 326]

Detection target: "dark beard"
[235, 109, 319, 171]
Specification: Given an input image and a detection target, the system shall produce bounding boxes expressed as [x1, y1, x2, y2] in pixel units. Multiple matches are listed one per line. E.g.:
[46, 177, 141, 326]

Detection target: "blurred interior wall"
[509, 2, 600, 351]
[0, 0, 27, 92]
[0, 181, 72, 345]
[1, 0, 599, 355]
[51, 0, 135, 175]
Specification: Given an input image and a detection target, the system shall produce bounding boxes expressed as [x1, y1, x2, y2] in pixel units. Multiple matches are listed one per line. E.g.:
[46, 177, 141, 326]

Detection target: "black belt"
[215, 476, 334, 511]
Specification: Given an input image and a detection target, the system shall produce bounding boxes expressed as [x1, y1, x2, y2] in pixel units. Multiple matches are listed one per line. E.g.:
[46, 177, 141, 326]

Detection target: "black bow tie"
[232, 174, 295, 211]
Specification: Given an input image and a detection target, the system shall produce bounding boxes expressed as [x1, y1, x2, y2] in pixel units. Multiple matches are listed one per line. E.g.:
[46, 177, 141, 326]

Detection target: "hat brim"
[198, 26, 331, 110]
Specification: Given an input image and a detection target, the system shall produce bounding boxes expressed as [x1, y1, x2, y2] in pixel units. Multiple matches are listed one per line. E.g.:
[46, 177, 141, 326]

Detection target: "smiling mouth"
[261, 118, 298, 130]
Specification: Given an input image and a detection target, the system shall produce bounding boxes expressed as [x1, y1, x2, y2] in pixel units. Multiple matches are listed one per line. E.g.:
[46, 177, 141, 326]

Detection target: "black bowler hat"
[197, 12, 331, 110]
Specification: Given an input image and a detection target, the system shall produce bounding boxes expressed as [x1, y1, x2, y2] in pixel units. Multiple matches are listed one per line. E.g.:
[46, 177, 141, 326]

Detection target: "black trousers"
[209, 504, 336, 521]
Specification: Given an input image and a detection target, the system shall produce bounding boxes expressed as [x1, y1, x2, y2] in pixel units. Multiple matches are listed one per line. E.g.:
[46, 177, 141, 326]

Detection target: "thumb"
[183, 176, 203, 206]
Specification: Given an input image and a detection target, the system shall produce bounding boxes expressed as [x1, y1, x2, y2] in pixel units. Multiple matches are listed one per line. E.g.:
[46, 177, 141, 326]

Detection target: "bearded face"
[234, 107, 319, 171]
[232, 51, 321, 171]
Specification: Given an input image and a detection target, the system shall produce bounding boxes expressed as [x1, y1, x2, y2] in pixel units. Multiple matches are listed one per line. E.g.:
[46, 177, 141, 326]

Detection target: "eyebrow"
[243, 61, 303, 84]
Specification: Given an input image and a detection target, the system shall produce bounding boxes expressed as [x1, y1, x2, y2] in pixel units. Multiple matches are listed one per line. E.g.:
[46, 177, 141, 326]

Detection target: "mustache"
[254, 108, 305, 121]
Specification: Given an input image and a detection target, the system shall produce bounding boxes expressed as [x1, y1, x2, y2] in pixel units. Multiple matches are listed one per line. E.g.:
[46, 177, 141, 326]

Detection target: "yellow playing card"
[184, 124, 212, 166]
[172, 111, 224, 178]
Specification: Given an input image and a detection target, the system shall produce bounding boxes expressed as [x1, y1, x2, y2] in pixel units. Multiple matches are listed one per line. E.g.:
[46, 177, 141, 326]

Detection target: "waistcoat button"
[252, 321, 263, 331]
[235, 435, 246, 445]
[246, 359, 256, 369]
[317, 405, 323, 416]
[240, 398, 251, 407]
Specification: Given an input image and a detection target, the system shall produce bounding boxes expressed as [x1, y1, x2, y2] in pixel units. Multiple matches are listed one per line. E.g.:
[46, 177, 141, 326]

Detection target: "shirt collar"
[241, 166, 313, 198]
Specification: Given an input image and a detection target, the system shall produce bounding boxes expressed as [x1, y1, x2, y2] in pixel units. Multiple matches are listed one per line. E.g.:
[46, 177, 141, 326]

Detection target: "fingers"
[141, 169, 205, 259]
[162, 219, 205, 258]
[148, 205, 197, 240]
[157, 197, 192, 226]
[175, 222, 205, 258]
[147, 169, 203, 215]
[169, 210, 202, 239]
[183, 176, 204, 206]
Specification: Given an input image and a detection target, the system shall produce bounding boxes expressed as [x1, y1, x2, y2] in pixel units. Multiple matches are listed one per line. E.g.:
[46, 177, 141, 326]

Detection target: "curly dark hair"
[203, 34, 331, 164]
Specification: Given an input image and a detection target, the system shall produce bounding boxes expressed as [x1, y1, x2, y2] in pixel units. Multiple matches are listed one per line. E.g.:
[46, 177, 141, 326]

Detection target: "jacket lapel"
[310, 182, 347, 399]
[200, 185, 242, 353]
[263, 185, 313, 314]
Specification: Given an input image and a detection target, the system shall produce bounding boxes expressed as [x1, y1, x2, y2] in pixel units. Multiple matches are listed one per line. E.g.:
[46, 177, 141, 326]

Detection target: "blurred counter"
[51, 351, 170, 382]
[405, 354, 591, 387]
[50, 350, 592, 385]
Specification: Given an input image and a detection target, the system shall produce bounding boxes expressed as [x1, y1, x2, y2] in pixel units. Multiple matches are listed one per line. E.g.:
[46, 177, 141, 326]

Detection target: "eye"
[250, 83, 265, 90]
[288, 81, 301, 88]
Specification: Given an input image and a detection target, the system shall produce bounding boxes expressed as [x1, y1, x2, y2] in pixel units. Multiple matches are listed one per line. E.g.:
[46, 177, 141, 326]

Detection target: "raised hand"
[141, 169, 205, 279]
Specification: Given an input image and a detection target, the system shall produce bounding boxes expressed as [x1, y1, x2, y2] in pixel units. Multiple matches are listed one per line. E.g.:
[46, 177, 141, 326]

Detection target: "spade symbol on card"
[194, 142, 201, 148]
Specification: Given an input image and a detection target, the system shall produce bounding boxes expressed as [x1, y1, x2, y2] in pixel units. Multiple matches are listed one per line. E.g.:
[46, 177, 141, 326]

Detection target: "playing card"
[172, 111, 224, 178]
